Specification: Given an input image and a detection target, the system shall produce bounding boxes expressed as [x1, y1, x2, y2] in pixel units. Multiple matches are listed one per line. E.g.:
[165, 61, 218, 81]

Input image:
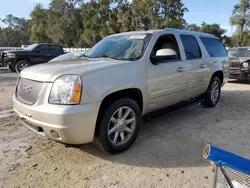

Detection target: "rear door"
[47, 45, 64, 61]
[179, 35, 208, 99]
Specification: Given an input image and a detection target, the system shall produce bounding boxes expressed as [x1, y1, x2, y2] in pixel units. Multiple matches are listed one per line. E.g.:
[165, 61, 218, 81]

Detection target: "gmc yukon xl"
[13, 29, 229, 154]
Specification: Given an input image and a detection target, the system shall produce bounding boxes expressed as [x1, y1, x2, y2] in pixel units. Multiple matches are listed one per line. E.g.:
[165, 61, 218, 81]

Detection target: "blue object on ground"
[203, 144, 250, 175]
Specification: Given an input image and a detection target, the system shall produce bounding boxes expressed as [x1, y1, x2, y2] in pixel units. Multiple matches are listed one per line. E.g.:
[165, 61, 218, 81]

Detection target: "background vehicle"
[2, 43, 64, 73]
[13, 29, 229, 154]
[0, 47, 22, 67]
[228, 47, 250, 80]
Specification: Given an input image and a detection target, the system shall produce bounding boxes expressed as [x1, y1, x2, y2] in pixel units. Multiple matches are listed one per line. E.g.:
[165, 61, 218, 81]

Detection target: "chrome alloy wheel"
[107, 107, 136, 146]
[210, 80, 220, 104]
[19, 63, 29, 71]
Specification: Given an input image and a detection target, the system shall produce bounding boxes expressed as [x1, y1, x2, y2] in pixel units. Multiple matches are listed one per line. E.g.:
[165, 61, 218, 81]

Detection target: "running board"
[144, 97, 205, 122]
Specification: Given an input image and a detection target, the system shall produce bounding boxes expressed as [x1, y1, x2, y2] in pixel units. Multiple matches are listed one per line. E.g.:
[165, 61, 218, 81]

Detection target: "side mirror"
[151, 49, 178, 65]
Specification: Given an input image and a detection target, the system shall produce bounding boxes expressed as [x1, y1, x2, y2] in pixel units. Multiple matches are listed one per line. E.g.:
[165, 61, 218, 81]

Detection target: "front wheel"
[202, 77, 221, 107]
[99, 98, 141, 154]
[15, 60, 30, 73]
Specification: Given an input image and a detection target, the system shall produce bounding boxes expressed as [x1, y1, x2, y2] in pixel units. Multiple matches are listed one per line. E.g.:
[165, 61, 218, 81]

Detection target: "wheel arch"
[211, 70, 224, 86]
[95, 88, 143, 136]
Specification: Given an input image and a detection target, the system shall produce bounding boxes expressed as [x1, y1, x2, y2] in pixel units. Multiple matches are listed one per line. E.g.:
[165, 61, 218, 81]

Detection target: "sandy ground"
[0, 71, 250, 188]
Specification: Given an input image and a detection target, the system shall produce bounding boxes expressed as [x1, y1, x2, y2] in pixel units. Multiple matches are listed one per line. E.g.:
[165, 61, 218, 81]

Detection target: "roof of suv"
[111, 28, 216, 38]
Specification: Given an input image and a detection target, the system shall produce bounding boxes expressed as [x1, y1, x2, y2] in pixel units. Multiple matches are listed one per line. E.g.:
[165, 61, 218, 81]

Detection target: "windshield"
[228, 48, 250, 58]
[25, 44, 39, 51]
[49, 51, 86, 62]
[85, 34, 152, 60]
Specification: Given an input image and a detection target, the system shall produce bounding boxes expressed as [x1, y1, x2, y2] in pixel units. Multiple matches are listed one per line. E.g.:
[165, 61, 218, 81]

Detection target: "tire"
[7, 65, 16, 72]
[99, 98, 141, 154]
[15, 60, 30, 73]
[202, 76, 221, 107]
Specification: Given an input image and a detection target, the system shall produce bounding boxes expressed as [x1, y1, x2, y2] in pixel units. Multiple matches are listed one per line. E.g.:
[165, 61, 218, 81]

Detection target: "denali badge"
[22, 84, 32, 93]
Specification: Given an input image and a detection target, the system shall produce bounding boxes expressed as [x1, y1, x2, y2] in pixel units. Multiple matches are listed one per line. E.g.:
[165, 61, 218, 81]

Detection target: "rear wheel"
[7, 65, 16, 72]
[15, 60, 30, 73]
[202, 77, 221, 107]
[99, 98, 141, 154]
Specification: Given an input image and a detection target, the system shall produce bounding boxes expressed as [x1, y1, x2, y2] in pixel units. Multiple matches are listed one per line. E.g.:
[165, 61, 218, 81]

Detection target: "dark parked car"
[228, 47, 250, 80]
[1, 44, 64, 73]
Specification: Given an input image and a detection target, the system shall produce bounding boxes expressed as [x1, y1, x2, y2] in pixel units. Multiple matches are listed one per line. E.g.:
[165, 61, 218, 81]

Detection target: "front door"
[31, 44, 51, 64]
[146, 34, 188, 111]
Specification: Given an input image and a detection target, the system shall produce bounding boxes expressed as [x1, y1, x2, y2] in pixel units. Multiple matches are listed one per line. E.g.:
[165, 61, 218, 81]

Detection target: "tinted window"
[200, 37, 227, 57]
[180, 35, 201, 60]
[49, 45, 62, 54]
[35, 45, 48, 53]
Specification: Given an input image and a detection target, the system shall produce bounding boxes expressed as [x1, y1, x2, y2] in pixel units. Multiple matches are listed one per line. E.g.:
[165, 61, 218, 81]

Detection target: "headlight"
[49, 75, 82, 104]
[6, 53, 16, 58]
[242, 62, 249, 68]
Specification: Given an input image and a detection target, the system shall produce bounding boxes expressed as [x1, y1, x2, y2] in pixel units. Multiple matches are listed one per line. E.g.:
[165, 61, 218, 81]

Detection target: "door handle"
[200, 63, 207, 68]
[46, 54, 51, 56]
[176, 67, 186, 72]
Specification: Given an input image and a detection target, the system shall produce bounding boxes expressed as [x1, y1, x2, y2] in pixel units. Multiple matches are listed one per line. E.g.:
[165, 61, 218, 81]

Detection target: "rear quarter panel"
[196, 36, 229, 88]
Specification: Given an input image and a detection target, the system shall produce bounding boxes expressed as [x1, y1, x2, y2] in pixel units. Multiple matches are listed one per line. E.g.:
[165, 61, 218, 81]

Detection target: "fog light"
[50, 130, 60, 138]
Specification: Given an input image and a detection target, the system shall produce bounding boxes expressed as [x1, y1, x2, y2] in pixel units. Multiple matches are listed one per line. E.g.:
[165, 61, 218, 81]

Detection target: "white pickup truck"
[13, 29, 229, 154]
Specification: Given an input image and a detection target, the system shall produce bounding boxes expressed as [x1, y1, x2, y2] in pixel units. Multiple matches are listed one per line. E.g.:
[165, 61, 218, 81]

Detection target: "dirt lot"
[0, 71, 250, 188]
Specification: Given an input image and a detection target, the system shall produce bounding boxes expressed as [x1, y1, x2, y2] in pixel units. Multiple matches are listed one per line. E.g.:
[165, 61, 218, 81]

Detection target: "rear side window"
[200, 37, 227, 57]
[35, 45, 48, 53]
[48, 45, 63, 54]
[180, 35, 202, 60]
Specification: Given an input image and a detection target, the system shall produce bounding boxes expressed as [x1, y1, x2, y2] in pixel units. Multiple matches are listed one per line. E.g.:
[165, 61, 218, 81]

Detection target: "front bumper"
[229, 68, 250, 79]
[13, 96, 101, 144]
[5, 58, 17, 66]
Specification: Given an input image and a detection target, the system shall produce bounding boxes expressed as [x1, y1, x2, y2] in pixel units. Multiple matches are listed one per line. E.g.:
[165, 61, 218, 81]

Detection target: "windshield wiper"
[93, 54, 120, 60]
[79, 54, 92, 58]
[93, 54, 136, 61]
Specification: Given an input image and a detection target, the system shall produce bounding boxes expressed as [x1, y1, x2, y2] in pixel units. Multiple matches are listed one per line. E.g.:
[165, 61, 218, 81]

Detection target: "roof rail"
[164, 28, 215, 37]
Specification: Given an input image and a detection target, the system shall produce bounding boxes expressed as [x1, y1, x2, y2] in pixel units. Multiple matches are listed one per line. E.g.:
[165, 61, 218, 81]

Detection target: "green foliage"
[230, 0, 250, 46]
[0, 14, 30, 46]
[30, 4, 51, 43]
[31, 0, 187, 47]
[186, 22, 226, 40]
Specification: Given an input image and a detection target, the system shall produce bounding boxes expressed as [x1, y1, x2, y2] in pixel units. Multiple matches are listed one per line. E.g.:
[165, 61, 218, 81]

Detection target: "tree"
[46, 0, 83, 47]
[0, 14, 30, 46]
[158, 0, 188, 28]
[2, 0, 190, 47]
[186, 22, 226, 40]
[230, 0, 250, 46]
[30, 4, 51, 43]
[199, 22, 226, 40]
[81, 0, 103, 47]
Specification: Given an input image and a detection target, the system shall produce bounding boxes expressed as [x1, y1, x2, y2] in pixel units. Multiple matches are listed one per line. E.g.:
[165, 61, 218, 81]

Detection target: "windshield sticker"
[130, 35, 146, 39]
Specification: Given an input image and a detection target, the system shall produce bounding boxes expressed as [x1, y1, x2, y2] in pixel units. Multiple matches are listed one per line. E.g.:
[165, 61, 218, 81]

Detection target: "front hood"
[20, 58, 127, 82]
[229, 57, 250, 63]
[4, 49, 29, 54]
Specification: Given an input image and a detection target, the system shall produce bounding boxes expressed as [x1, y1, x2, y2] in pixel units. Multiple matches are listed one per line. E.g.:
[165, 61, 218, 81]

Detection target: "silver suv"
[13, 29, 229, 154]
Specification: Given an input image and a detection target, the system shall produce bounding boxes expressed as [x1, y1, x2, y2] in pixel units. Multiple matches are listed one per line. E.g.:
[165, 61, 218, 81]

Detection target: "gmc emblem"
[21, 84, 32, 93]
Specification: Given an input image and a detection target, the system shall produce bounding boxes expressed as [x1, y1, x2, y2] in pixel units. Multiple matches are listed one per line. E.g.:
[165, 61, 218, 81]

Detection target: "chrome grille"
[229, 58, 241, 68]
[16, 78, 43, 105]
[230, 61, 241, 68]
